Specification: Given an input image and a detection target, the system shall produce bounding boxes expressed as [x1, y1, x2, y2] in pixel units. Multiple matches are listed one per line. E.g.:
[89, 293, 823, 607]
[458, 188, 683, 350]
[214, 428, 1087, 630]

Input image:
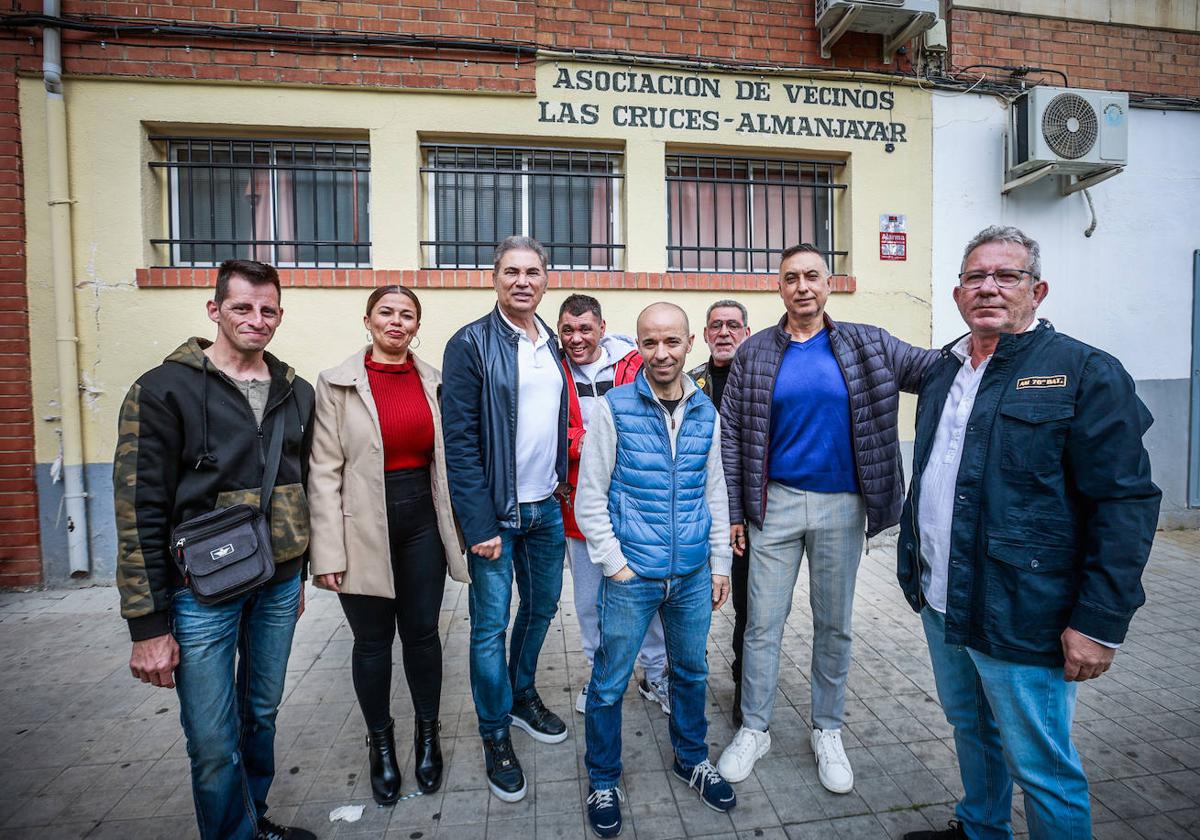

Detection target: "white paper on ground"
[329, 804, 365, 823]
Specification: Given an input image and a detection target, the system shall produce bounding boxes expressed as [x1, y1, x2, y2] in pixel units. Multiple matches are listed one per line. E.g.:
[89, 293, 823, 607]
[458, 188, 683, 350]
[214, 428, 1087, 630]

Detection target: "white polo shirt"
[499, 309, 564, 503]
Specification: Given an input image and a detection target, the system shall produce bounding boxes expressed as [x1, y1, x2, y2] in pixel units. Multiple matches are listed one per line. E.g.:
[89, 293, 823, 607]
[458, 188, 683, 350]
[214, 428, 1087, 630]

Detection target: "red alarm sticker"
[880, 231, 907, 261]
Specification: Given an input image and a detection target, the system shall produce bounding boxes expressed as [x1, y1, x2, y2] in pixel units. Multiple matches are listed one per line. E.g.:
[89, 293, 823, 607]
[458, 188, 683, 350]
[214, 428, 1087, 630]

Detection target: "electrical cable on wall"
[1082, 188, 1098, 238]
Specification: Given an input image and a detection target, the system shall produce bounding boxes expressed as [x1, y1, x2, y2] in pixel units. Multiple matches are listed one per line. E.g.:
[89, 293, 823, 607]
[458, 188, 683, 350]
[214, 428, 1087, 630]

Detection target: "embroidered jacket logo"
[1016, 375, 1067, 389]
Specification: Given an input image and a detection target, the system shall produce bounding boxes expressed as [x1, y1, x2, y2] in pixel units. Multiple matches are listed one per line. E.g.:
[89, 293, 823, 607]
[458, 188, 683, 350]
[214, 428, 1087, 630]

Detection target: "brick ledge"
[136, 268, 856, 293]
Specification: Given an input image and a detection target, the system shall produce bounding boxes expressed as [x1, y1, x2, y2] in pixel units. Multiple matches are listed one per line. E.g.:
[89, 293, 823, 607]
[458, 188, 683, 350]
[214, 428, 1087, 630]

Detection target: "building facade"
[0, 0, 1196, 585]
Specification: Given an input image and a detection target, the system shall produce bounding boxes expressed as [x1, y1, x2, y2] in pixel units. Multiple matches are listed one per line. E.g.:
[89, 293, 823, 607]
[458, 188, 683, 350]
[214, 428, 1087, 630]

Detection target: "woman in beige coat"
[308, 285, 466, 804]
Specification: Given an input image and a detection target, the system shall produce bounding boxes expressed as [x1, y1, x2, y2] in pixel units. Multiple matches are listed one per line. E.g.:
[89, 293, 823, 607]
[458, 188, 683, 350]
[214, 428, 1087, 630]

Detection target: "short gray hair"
[705, 299, 748, 328]
[493, 235, 548, 274]
[961, 225, 1041, 278]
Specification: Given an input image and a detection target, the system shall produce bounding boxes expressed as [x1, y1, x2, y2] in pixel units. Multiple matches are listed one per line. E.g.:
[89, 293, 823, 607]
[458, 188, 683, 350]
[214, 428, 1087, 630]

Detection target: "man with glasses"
[717, 245, 937, 793]
[688, 299, 752, 723]
[898, 226, 1159, 840]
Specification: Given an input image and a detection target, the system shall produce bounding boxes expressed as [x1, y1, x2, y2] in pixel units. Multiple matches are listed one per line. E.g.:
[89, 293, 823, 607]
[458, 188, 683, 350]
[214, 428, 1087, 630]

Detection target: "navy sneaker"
[510, 691, 568, 744]
[672, 757, 736, 813]
[586, 785, 625, 837]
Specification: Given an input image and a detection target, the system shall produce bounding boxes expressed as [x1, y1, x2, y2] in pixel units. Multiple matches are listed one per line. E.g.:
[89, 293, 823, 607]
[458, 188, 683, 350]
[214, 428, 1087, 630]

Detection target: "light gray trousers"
[568, 537, 667, 681]
[739, 482, 866, 732]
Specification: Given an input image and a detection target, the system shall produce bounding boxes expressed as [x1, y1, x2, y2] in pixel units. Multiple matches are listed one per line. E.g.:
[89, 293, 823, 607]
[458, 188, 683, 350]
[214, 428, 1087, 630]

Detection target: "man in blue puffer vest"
[574, 302, 736, 838]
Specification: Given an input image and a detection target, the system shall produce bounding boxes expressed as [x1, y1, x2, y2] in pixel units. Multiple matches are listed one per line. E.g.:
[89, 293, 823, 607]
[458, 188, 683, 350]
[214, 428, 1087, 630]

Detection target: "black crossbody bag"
[170, 410, 284, 605]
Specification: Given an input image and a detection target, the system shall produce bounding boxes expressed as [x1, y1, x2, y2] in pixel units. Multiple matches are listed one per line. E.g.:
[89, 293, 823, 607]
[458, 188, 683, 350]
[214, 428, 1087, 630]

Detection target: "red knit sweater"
[364, 353, 434, 471]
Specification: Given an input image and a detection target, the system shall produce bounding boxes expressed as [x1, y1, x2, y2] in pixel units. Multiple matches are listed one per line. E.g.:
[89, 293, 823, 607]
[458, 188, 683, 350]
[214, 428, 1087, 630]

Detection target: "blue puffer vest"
[606, 374, 717, 579]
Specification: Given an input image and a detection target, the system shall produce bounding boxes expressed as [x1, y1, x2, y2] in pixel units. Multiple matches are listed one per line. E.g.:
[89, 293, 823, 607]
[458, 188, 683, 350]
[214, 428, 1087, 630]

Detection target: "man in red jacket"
[558, 293, 670, 718]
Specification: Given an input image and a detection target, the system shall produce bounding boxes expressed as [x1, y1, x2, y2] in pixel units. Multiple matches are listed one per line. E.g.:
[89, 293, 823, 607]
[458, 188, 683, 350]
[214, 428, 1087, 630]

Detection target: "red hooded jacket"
[560, 348, 643, 539]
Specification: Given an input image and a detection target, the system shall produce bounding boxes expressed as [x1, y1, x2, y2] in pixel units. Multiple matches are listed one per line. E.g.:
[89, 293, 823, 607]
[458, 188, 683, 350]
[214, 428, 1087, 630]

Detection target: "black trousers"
[339, 468, 447, 727]
[731, 531, 749, 684]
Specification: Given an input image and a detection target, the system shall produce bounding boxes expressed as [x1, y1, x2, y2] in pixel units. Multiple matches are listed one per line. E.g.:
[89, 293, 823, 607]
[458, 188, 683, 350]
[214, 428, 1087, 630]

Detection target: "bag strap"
[259, 409, 286, 515]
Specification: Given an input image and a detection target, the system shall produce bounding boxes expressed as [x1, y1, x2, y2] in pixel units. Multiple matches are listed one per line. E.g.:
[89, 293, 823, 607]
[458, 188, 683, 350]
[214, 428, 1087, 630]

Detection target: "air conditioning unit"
[1004, 86, 1129, 194]
[815, 0, 939, 62]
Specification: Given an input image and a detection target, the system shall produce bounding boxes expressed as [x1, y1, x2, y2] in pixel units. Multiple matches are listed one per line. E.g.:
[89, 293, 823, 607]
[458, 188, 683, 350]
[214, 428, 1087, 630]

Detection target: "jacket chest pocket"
[998, 401, 1073, 472]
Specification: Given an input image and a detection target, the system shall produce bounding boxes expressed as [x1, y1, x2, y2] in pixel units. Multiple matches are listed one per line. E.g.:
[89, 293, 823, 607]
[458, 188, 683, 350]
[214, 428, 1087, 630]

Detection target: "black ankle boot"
[413, 719, 443, 793]
[366, 719, 401, 805]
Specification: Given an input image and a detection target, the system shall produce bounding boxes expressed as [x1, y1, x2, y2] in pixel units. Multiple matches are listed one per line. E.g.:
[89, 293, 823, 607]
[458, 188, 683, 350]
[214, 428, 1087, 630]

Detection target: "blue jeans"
[585, 565, 712, 788]
[171, 573, 301, 840]
[921, 607, 1091, 840]
[468, 496, 566, 737]
[567, 536, 667, 681]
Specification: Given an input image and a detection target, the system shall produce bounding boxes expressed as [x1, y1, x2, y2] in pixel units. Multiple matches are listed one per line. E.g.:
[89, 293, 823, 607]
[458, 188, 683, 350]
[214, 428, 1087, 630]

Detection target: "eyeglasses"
[957, 268, 1037, 289]
[707, 320, 745, 332]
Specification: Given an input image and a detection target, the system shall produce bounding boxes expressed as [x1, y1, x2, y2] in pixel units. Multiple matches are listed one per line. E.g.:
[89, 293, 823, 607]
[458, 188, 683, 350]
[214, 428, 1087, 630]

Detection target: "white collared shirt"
[918, 320, 1038, 613]
[499, 308, 563, 503]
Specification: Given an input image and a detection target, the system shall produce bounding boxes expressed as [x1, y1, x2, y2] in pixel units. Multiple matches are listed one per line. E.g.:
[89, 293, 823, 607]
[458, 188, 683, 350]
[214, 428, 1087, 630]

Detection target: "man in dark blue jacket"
[442, 236, 570, 804]
[898, 226, 1160, 840]
[575, 302, 736, 838]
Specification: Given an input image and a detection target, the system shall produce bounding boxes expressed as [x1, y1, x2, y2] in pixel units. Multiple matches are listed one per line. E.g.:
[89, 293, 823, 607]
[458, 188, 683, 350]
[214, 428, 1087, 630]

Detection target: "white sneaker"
[811, 728, 853, 793]
[576, 685, 588, 715]
[716, 726, 771, 783]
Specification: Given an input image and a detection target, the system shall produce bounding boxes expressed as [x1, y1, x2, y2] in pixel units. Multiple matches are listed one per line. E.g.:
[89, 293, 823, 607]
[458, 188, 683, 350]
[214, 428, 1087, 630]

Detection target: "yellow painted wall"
[20, 62, 932, 464]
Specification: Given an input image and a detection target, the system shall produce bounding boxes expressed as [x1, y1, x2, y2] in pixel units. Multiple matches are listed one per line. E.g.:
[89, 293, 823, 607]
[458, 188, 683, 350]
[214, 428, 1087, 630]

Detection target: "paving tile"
[0, 533, 1197, 838]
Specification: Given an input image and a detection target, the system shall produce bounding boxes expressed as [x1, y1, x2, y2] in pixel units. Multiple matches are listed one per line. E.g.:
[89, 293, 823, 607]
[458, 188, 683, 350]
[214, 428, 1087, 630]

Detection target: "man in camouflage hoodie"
[113, 259, 315, 840]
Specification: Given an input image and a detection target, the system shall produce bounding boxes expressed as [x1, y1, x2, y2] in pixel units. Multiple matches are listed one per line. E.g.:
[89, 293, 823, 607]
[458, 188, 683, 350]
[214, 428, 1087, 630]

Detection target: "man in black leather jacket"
[442, 236, 570, 804]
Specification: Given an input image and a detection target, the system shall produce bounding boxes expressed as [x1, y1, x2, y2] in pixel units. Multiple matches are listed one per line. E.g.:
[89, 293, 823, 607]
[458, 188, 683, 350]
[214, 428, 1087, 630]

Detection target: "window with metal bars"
[666, 154, 846, 274]
[149, 137, 371, 268]
[421, 144, 623, 270]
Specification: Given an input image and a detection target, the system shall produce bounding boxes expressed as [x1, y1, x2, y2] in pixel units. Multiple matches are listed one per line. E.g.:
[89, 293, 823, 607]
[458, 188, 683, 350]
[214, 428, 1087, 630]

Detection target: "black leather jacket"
[441, 306, 569, 546]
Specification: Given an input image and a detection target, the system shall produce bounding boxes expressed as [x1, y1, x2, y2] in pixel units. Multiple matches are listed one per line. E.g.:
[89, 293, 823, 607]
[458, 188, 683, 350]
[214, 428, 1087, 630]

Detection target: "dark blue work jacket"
[897, 320, 1161, 666]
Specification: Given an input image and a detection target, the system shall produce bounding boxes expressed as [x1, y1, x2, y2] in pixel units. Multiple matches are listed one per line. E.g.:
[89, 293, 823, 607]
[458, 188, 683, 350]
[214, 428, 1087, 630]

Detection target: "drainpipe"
[44, 0, 91, 578]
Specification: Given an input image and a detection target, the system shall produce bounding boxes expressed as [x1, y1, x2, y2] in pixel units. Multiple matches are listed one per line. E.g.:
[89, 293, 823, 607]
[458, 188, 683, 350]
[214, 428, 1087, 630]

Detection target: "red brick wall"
[948, 8, 1200, 97]
[0, 57, 41, 588]
[4, 1, 895, 91]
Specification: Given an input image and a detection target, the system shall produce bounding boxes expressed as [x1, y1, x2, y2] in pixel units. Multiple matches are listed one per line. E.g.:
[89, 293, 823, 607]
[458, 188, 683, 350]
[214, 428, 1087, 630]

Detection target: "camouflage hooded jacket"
[113, 338, 315, 641]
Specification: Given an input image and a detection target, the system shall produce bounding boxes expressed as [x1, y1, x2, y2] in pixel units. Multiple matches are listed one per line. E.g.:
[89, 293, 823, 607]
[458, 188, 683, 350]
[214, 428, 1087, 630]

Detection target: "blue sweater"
[767, 330, 859, 494]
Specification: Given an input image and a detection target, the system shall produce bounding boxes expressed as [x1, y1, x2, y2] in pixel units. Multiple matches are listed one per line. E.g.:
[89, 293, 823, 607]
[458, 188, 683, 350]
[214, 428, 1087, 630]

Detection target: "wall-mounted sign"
[538, 66, 909, 146]
[880, 214, 907, 261]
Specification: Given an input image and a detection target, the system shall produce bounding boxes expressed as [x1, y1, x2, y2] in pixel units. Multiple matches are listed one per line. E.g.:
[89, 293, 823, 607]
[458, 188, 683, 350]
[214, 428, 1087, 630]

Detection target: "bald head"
[636, 302, 694, 398]
[637, 301, 690, 337]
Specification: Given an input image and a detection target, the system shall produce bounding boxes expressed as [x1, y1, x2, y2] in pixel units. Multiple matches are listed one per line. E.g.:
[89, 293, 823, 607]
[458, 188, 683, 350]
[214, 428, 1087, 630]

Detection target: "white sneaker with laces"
[717, 726, 771, 783]
[811, 728, 854, 793]
[576, 685, 589, 715]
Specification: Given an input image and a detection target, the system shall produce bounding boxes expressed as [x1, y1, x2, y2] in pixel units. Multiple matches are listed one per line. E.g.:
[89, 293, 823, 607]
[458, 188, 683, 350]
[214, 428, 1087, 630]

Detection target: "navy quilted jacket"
[720, 315, 938, 536]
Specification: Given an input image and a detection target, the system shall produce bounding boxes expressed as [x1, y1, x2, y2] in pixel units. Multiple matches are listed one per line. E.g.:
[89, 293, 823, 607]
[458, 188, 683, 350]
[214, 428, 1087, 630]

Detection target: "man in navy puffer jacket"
[575, 302, 736, 838]
[717, 244, 938, 795]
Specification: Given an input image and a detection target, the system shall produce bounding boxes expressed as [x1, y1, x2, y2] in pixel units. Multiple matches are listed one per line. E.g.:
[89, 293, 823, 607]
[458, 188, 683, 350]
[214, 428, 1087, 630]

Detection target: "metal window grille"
[666, 154, 846, 274]
[421, 144, 624, 270]
[149, 137, 371, 268]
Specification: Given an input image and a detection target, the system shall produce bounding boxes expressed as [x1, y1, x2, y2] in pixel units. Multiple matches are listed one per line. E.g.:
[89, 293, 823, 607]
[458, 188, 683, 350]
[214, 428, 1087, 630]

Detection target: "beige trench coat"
[307, 347, 468, 596]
